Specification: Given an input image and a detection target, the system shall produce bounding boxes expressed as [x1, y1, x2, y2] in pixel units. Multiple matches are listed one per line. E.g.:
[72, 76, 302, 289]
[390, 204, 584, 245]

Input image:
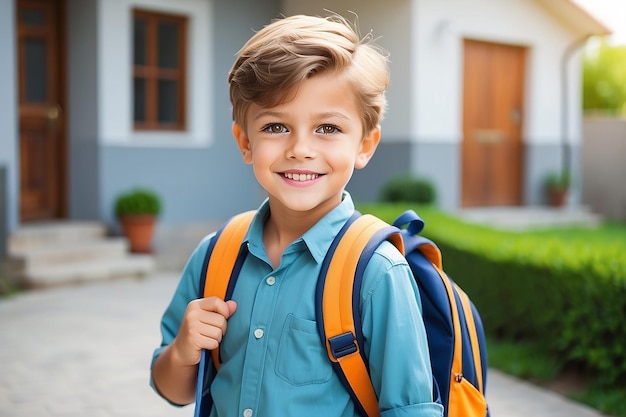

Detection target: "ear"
[355, 126, 381, 169]
[232, 123, 253, 164]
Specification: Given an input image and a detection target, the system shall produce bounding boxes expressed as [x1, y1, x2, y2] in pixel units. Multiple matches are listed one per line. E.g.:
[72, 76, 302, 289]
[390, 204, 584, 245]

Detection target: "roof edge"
[537, 0, 612, 37]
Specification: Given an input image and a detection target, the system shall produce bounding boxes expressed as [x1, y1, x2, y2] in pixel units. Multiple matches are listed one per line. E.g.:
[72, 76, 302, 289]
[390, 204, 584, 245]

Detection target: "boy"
[151, 13, 443, 417]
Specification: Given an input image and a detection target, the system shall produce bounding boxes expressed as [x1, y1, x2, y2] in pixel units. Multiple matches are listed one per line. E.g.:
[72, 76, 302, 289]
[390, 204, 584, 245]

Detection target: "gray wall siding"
[347, 140, 461, 212]
[67, 0, 100, 221]
[0, 0, 18, 232]
[414, 142, 460, 210]
[102, 145, 263, 228]
[353, 140, 582, 211]
[348, 142, 412, 202]
[70, 141, 101, 220]
[524, 142, 582, 207]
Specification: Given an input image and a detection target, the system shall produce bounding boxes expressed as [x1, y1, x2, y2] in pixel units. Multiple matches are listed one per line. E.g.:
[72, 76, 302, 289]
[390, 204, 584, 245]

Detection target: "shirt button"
[253, 328, 264, 339]
[266, 276, 276, 285]
[243, 409, 253, 417]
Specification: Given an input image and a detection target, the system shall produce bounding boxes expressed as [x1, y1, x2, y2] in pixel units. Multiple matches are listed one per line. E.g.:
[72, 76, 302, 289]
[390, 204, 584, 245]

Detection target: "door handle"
[47, 105, 61, 129]
[47, 105, 60, 121]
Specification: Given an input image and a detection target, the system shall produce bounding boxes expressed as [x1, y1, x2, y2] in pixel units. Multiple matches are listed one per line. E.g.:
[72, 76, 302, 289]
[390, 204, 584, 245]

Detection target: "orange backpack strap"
[316, 213, 403, 417]
[195, 210, 256, 417]
[202, 210, 256, 369]
[419, 243, 466, 384]
[432, 264, 464, 385]
[456, 285, 484, 393]
[418, 242, 473, 388]
[436, 266, 487, 417]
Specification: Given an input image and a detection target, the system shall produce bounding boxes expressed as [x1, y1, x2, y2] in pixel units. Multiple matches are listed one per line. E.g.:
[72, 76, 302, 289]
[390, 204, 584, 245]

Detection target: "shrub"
[379, 174, 436, 204]
[114, 188, 161, 217]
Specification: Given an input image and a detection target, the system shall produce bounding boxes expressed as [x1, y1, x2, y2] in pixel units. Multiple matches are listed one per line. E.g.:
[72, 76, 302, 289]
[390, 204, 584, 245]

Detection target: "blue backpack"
[194, 209, 489, 417]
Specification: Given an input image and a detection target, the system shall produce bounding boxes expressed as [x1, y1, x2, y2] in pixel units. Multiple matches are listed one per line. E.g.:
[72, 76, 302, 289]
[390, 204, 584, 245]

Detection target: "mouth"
[282, 172, 322, 182]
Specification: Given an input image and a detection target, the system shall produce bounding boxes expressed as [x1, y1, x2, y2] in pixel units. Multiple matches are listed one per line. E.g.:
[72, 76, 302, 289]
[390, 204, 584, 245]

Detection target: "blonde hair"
[228, 14, 390, 134]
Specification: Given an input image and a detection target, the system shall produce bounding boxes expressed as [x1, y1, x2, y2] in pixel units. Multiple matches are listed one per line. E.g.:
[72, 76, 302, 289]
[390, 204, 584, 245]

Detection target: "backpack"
[193, 209, 489, 417]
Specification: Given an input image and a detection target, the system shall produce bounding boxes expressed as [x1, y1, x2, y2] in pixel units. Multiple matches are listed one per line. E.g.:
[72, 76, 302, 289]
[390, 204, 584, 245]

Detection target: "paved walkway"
[0, 272, 612, 417]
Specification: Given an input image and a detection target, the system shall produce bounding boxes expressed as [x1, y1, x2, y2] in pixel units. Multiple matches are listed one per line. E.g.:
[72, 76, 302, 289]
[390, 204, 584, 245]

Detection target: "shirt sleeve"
[360, 241, 444, 417]
[149, 233, 215, 395]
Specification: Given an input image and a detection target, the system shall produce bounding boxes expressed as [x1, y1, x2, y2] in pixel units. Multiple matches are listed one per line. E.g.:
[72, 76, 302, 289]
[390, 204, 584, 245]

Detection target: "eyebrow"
[253, 111, 283, 121]
[253, 110, 351, 121]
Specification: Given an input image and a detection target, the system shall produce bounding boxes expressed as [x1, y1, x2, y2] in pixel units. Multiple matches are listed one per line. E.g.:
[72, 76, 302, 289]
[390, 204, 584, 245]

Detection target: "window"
[133, 9, 187, 131]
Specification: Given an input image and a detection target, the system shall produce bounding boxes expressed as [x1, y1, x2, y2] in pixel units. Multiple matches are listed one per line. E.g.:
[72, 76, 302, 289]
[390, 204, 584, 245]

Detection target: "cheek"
[248, 143, 279, 168]
[327, 148, 359, 172]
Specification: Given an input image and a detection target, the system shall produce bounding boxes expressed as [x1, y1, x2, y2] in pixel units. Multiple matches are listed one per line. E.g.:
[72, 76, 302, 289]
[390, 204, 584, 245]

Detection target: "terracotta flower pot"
[547, 188, 568, 207]
[119, 214, 157, 253]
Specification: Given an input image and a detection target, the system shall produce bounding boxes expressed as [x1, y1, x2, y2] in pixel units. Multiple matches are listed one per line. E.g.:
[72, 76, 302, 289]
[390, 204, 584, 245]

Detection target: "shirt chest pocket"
[275, 314, 333, 386]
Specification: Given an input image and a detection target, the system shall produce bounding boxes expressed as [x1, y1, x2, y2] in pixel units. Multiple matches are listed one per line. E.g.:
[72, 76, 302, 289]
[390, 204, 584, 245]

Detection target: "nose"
[286, 132, 315, 160]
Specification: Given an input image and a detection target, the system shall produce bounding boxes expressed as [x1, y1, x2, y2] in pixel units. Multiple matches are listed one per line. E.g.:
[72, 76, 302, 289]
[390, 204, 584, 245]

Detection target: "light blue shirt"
[151, 192, 443, 417]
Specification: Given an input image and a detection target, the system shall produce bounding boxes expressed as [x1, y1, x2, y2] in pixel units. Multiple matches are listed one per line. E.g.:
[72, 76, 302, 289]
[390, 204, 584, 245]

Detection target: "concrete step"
[8, 221, 107, 252]
[455, 206, 603, 230]
[6, 221, 155, 289]
[9, 238, 130, 271]
[12, 255, 155, 289]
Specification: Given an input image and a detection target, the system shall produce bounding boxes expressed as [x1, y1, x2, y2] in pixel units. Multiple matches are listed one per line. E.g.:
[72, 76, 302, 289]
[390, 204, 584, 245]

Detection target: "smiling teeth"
[284, 172, 319, 181]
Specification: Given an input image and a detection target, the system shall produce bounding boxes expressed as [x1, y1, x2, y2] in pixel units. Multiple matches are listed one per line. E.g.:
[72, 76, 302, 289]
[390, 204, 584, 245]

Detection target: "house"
[0, 0, 610, 236]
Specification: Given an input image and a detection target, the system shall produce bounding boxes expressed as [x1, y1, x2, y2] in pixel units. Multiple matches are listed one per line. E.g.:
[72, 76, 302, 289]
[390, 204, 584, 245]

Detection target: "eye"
[316, 124, 341, 134]
[261, 123, 288, 134]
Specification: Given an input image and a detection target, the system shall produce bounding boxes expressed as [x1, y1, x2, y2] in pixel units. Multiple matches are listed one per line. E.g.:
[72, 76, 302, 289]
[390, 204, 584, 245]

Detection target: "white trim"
[98, 0, 213, 147]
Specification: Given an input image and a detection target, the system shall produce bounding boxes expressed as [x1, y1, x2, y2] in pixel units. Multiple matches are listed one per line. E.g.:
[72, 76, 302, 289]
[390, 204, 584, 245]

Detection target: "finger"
[225, 300, 238, 317]
[198, 323, 226, 348]
[197, 297, 233, 319]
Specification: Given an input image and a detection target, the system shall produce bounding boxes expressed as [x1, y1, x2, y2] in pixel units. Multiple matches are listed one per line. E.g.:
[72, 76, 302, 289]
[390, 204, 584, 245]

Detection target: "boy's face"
[233, 72, 380, 217]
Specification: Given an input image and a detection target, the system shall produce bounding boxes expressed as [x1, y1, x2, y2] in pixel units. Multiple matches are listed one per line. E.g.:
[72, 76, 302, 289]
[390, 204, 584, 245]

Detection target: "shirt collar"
[245, 191, 355, 264]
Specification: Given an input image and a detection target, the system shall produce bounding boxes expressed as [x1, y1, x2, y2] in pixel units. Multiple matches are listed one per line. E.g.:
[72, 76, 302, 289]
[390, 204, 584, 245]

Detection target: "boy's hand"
[171, 297, 238, 367]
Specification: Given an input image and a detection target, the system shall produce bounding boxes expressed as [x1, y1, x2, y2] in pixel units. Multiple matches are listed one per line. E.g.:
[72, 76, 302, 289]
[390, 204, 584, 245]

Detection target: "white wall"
[97, 0, 213, 147]
[414, 0, 584, 146]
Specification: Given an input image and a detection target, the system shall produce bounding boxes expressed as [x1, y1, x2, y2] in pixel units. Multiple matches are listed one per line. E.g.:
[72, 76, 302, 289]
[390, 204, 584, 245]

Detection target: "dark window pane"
[20, 9, 45, 26]
[134, 78, 146, 122]
[25, 40, 47, 103]
[158, 21, 178, 69]
[158, 80, 177, 123]
[134, 17, 146, 65]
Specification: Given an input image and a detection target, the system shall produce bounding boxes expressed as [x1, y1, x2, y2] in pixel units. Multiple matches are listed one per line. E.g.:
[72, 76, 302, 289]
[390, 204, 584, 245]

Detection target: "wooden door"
[17, 0, 66, 221]
[461, 40, 526, 207]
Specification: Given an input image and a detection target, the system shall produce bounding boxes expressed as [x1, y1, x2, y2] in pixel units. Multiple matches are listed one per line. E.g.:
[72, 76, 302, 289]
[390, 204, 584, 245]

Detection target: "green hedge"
[379, 174, 437, 205]
[358, 203, 626, 387]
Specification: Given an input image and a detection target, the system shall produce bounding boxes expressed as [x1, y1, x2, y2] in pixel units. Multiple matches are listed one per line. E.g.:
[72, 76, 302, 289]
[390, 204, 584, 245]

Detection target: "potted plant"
[114, 187, 161, 253]
[543, 170, 570, 207]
